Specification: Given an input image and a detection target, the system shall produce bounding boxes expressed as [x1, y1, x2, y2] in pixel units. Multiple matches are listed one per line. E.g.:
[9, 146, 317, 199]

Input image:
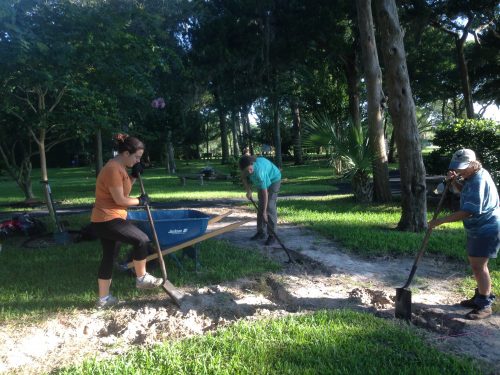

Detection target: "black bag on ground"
[15, 213, 46, 237]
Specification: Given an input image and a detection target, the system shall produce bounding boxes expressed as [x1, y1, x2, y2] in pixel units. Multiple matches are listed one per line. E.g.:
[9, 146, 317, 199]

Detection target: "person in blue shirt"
[429, 149, 499, 320]
[239, 155, 282, 246]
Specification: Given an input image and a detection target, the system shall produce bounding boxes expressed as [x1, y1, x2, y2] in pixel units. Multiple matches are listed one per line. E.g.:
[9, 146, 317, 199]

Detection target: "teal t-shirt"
[248, 157, 281, 190]
[460, 168, 500, 236]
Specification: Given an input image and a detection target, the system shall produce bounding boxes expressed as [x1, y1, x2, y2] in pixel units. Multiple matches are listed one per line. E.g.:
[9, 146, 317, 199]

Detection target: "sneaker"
[465, 306, 492, 320]
[96, 295, 119, 310]
[250, 232, 266, 241]
[136, 272, 163, 290]
[264, 236, 276, 246]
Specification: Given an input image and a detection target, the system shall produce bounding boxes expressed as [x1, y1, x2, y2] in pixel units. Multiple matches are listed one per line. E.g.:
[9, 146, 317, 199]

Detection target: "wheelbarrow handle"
[401, 180, 451, 289]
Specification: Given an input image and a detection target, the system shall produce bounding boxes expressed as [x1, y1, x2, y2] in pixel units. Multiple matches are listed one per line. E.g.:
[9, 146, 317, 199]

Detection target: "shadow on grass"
[0, 236, 281, 321]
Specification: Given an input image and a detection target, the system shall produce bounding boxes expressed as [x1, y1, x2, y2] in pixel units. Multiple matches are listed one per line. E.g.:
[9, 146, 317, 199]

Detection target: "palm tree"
[304, 114, 373, 202]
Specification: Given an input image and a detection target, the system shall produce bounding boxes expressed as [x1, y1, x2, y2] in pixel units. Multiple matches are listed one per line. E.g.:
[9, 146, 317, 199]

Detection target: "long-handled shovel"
[137, 174, 184, 307]
[249, 197, 295, 263]
[395, 180, 450, 320]
[40, 180, 71, 245]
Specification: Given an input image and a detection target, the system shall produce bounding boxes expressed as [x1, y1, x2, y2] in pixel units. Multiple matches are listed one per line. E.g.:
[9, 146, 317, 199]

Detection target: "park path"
[211, 206, 500, 373]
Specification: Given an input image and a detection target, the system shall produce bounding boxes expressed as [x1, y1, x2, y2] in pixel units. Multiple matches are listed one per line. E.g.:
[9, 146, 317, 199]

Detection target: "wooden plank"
[207, 210, 232, 225]
[126, 218, 252, 269]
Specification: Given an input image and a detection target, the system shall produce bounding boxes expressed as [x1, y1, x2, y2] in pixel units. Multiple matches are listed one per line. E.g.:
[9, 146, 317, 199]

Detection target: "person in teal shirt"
[429, 149, 499, 320]
[239, 155, 282, 245]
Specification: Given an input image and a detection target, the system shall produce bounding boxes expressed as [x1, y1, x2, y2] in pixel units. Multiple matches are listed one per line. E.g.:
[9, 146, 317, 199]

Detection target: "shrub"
[425, 119, 500, 185]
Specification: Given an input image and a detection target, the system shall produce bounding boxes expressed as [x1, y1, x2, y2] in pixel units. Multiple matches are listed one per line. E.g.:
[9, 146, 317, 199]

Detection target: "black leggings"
[92, 219, 150, 280]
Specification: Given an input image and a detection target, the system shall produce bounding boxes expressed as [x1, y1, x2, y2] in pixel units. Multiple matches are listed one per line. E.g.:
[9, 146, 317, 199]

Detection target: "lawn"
[0, 213, 280, 322]
[0, 163, 496, 373]
[58, 310, 483, 375]
[0, 159, 337, 209]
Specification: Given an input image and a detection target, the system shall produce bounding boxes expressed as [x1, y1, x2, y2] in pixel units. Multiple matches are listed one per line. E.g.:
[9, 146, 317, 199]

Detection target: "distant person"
[239, 155, 281, 246]
[90, 134, 162, 309]
[428, 149, 499, 320]
[242, 146, 251, 156]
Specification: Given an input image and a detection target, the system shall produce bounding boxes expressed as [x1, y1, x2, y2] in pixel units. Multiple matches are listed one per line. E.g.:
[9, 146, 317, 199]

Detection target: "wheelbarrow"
[125, 209, 251, 270]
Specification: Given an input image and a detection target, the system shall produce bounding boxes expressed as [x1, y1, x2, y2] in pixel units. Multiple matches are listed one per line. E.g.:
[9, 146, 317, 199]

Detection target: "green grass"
[277, 195, 498, 301]
[57, 310, 483, 375]
[0, 214, 280, 322]
[278, 195, 466, 257]
[0, 160, 337, 209]
[0, 162, 496, 372]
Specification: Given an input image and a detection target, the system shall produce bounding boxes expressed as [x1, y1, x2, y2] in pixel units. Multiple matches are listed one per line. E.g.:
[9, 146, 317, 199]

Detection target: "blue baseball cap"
[449, 149, 476, 170]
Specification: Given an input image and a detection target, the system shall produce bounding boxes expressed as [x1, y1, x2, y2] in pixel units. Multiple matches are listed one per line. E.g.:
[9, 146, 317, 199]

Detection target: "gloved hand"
[131, 162, 144, 178]
[137, 193, 150, 206]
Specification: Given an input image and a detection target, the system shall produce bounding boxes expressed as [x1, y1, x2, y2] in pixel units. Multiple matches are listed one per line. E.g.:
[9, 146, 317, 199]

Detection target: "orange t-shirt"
[91, 160, 132, 222]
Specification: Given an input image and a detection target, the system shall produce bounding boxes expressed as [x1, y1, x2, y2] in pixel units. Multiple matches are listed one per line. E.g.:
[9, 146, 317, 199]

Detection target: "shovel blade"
[162, 279, 184, 308]
[395, 287, 412, 320]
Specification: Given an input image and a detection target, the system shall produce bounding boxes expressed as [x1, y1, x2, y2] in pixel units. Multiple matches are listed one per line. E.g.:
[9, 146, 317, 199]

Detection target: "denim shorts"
[466, 232, 500, 258]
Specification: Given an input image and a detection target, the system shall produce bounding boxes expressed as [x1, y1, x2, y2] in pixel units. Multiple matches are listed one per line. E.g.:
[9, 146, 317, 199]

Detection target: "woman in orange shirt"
[91, 134, 161, 309]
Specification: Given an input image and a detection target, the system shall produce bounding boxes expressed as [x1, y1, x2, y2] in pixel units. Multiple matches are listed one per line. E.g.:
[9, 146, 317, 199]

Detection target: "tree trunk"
[343, 49, 361, 130]
[214, 86, 230, 164]
[356, 0, 392, 203]
[452, 97, 459, 117]
[375, 0, 427, 231]
[38, 128, 48, 182]
[242, 105, 254, 155]
[0, 141, 35, 200]
[231, 110, 240, 157]
[441, 98, 446, 123]
[272, 95, 282, 168]
[19, 158, 34, 200]
[456, 37, 474, 118]
[218, 109, 229, 164]
[95, 127, 103, 177]
[205, 119, 209, 155]
[165, 129, 176, 174]
[290, 97, 303, 165]
[388, 127, 396, 163]
[37, 127, 57, 229]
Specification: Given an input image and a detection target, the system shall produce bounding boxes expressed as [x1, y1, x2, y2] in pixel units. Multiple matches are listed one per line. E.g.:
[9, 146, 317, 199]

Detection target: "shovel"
[40, 180, 71, 245]
[137, 174, 184, 307]
[395, 180, 450, 320]
[249, 197, 295, 263]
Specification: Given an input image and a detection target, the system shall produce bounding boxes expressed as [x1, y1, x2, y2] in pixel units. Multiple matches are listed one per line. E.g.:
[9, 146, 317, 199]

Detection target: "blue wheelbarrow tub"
[127, 209, 211, 248]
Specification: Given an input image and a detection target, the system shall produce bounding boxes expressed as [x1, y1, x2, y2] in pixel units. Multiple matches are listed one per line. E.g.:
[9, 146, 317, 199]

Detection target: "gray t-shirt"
[460, 168, 500, 236]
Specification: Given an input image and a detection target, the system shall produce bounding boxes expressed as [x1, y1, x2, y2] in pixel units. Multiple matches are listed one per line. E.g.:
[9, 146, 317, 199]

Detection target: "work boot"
[465, 306, 492, 320]
[264, 236, 276, 246]
[465, 293, 494, 320]
[136, 272, 163, 290]
[96, 294, 119, 310]
[250, 232, 266, 241]
[459, 288, 480, 308]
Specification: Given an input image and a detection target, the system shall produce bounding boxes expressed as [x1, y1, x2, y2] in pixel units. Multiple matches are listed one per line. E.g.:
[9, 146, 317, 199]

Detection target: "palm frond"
[303, 113, 372, 176]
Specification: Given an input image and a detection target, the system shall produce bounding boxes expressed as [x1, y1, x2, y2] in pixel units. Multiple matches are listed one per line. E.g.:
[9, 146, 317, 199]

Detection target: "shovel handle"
[401, 180, 451, 289]
[249, 197, 295, 263]
[137, 174, 169, 281]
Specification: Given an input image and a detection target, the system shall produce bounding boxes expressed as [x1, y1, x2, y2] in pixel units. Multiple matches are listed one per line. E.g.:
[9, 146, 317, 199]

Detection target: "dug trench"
[0, 206, 498, 375]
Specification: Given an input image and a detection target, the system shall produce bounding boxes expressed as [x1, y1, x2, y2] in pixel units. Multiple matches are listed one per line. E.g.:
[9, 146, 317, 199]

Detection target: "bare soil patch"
[0, 206, 498, 374]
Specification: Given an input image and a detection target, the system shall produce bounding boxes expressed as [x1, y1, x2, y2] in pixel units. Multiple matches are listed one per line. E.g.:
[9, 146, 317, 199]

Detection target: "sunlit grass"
[58, 310, 483, 375]
[0, 160, 337, 208]
[0, 214, 279, 323]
